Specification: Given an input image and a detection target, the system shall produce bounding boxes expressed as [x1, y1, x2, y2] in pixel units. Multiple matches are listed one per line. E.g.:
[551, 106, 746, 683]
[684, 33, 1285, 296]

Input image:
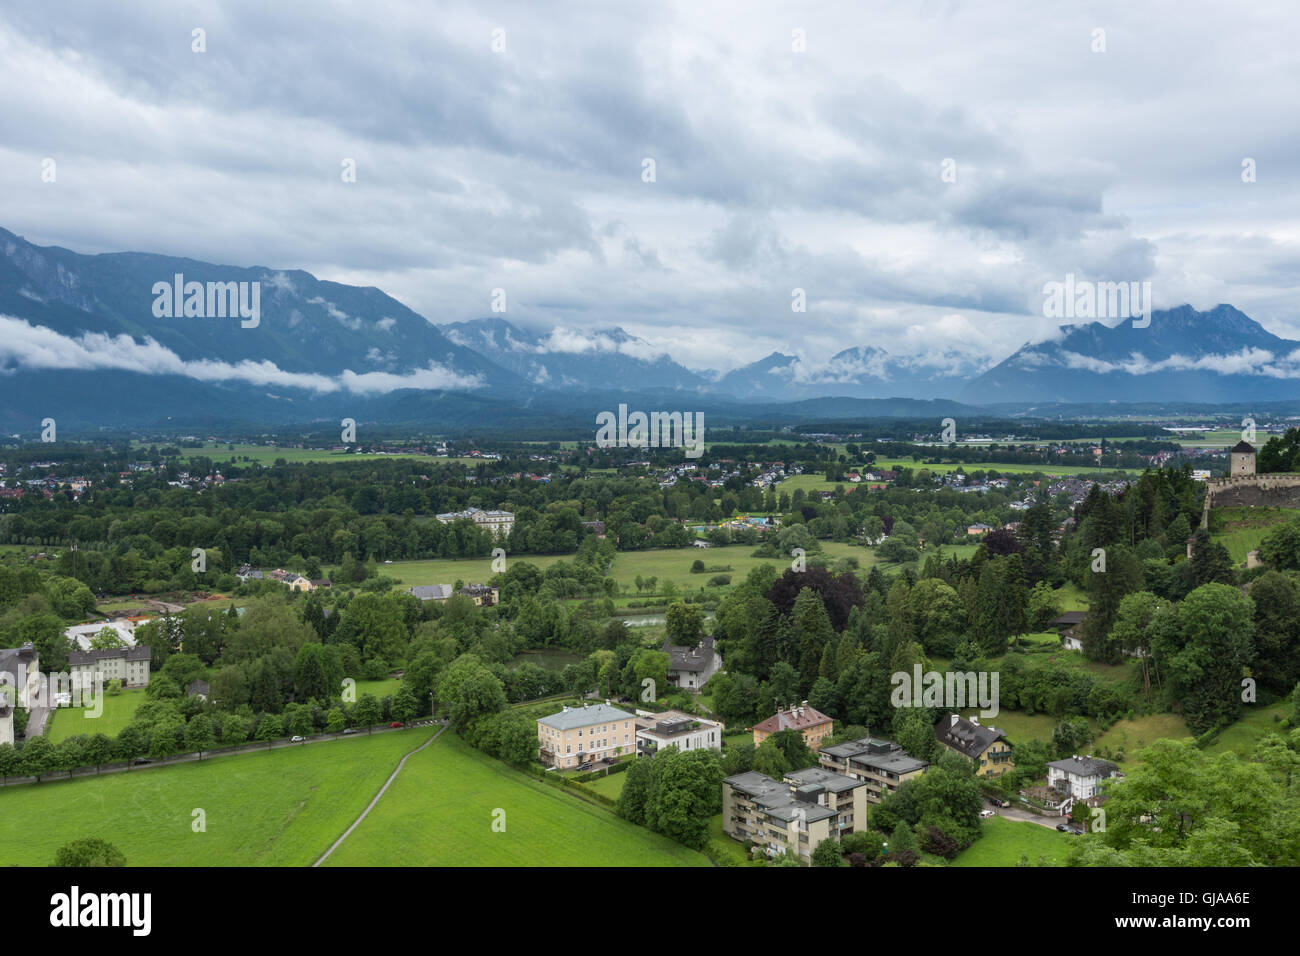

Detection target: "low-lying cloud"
[0, 314, 482, 394]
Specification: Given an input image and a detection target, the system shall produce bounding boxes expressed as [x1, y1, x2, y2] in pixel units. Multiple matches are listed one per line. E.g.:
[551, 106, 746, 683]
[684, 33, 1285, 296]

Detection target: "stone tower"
[1230, 440, 1256, 477]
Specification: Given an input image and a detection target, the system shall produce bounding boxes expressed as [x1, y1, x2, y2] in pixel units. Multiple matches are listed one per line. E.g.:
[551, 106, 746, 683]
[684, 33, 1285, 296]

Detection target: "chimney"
[950, 714, 959, 727]
[970, 715, 979, 726]
[801, 700, 808, 708]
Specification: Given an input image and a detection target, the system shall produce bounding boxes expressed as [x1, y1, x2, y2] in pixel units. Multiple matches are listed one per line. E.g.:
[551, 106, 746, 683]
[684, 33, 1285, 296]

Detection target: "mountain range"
[1, 226, 1297, 429]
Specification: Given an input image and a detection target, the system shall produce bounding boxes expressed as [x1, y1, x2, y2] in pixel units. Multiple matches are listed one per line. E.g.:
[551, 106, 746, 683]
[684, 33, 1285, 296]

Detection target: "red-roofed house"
[752, 701, 833, 752]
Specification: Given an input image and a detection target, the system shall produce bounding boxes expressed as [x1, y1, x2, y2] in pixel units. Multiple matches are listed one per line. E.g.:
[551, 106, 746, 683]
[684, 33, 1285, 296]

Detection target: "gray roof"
[723, 770, 841, 824]
[660, 636, 717, 673]
[69, 645, 151, 665]
[537, 702, 634, 731]
[0, 643, 37, 682]
[409, 584, 453, 600]
[785, 766, 866, 794]
[821, 736, 928, 775]
[935, 714, 1006, 760]
[1048, 756, 1119, 778]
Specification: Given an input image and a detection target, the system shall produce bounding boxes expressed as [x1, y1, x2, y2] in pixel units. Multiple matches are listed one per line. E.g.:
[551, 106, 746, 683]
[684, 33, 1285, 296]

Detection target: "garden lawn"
[581, 771, 628, 800]
[322, 732, 709, 866]
[46, 688, 148, 744]
[0, 728, 438, 866]
[951, 816, 1074, 866]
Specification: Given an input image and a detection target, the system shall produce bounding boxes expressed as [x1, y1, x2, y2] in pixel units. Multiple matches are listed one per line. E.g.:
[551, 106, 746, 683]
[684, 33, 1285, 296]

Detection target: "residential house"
[1049, 611, 1087, 652]
[458, 583, 499, 607]
[68, 645, 152, 689]
[819, 736, 929, 803]
[753, 701, 834, 752]
[635, 710, 723, 756]
[536, 701, 636, 769]
[935, 713, 1014, 777]
[661, 635, 722, 691]
[409, 584, 454, 602]
[1047, 755, 1121, 802]
[722, 766, 868, 863]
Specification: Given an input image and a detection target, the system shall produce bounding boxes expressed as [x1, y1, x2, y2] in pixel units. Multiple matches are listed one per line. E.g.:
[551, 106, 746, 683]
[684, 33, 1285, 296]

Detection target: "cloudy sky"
[2, 0, 1298, 376]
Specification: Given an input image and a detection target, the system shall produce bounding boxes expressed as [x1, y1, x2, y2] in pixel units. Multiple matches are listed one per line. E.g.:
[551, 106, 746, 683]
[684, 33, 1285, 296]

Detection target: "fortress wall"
[1202, 474, 1300, 527]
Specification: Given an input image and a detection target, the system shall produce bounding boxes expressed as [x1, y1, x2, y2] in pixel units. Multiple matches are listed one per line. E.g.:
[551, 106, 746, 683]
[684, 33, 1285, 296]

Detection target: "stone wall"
[1201, 474, 1300, 528]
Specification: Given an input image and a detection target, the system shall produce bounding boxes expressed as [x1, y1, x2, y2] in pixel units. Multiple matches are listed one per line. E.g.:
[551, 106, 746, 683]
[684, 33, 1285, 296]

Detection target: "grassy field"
[1174, 429, 1254, 448]
[353, 678, 402, 699]
[384, 541, 875, 598]
[135, 441, 452, 467]
[1208, 506, 1300, 564]
[581, 771, 629, 800]
[958, 709, 1061, 745]
[1203, 703, 1291, 758]
[951, 816, 1074, 866]
[1091, 714, 1193, 766]
[385, 554, 568, 588]
[46, 688, 148, 743]
[0, 728, 439, 866]
[867, 457, 1135, 477]
[322, 732, 708, 866]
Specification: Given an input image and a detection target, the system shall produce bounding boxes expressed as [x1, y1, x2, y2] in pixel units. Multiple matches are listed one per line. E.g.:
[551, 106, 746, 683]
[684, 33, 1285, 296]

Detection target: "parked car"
[390, 721, 403, 728]
[980, 809, 996, 818]
[1056, 823, 1072, 832]
[291, 735, 305, 742]
[342, 728, 356, 735]
[576, 763, 593, 772]
[133, 757, 152, 765]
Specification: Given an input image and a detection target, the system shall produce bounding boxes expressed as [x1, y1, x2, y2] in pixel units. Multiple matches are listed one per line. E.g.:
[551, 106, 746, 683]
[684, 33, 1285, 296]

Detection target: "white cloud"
[0, 314, 482, 393]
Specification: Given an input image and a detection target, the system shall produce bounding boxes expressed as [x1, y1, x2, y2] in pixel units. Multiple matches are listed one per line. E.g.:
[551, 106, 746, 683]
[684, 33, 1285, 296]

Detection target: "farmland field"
[45, 687, 148, 743]
[321, 731, 708, 866]
[0, 728, 439, 866]
[133, 441, 448, 467]
[951, 816, 1074, 866]
[865, 457, 1135, 477]
[385, 540, 875, 598]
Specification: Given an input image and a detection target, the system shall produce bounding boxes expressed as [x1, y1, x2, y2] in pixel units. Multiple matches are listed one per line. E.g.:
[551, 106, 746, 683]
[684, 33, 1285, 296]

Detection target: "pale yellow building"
[935, 713, 1014, 778]
[537, 701, 636, 769]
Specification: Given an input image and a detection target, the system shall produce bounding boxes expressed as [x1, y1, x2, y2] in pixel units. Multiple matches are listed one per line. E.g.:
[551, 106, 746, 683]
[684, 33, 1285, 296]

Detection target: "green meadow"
[321, 732, 708, 866]
[45, 688, 148, 744]
[0, 728, 438, 866]
[951, 816, 1074, 866]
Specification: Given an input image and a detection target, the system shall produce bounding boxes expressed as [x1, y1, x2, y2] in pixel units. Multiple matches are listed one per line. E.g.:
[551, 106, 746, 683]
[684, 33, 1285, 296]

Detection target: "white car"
[979, 809, 997, 818]
[291, 735, 306, 742]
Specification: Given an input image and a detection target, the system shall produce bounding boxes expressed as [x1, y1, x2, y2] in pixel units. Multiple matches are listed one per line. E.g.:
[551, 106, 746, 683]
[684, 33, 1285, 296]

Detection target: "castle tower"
[1229, 440, 1256, 477]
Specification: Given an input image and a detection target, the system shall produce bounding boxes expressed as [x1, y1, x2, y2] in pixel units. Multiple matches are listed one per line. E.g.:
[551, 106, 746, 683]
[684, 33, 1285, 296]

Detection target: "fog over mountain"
[2, 227, 1298, 428]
